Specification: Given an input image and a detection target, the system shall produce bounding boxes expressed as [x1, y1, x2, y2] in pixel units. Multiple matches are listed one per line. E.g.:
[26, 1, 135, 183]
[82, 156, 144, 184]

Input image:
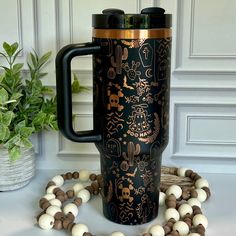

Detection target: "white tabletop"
[0, 169, 235, 236]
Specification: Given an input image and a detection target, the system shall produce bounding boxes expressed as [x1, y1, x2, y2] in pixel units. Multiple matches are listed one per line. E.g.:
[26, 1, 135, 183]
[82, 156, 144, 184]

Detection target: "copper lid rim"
[93, 29, 171, 39]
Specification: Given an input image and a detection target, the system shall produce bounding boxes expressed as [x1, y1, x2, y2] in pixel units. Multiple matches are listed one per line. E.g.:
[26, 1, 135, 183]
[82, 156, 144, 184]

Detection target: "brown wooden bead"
[83, 233, 93, 236]
[46, 181, 56, 189]
[56, 195, 65, 202]
[73, 197, 82, 207]
[91, 182, 99, 195]
[192, 205, 201, 212]
[55, 212, 64, 220]
[160, 186, 168, 192]
[190, 189, 198, 198]
[42, 201, 51, 210]
[61, 174, 67, 180]
[89, 173, 97, 181]
[166, 194, 177, 202]
[182, 191, 190, 200]
[193, 208, 202, 215]
[62, 218, 71, 229]
[166, 221, 174, 228]
[67, 222, 76, 232]
[64, 194, 68, 202]
[190, 172, 197, 180]
[171, 230, 179, 236]
[97, 175, 103, 187]
[166, 200, 177, 209]
[163, 225, 172, 234]
[66, 172, 73, 180]
[202, 187, 211, 199]
[53, 220, 63, 230]
[185, 169, 193, 177]
[66, 212, 75, 222]
[66, 190, 74, 199]
[72, 171, 80, 179]
[168, 218, 177, 224]
[53, 187, 62, 195]
[55, 190, 65, 196]
[183, 217, 192, 228]
[196, 224, 206, 235]
[142, 234, 152, 236]
[39, 198, 47, 208]
[85, 186, 93, 194]
[194, 174, 202, 181]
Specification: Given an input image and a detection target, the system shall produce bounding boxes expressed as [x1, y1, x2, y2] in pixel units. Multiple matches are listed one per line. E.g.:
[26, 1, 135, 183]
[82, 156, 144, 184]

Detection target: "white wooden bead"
[195, 189, 207, 202]
[195, 178, 209, 189]
[71, 223, 89, 236]
[43, 193, 56, 201]
[51, 175, 64, 187]
[76, 189, 91, 203]
[159, 192, 166, 206]
[165, 208, 180, 221]
[149, 224, 165, 236]
[46, 185, 57, 194]
[166, 185, 182, 199]
[38, 213, 55, 230]
[49, 199, 62, 207]
[188, 233, 201, 236]
[177, 167, 188, 177]
[46, 205, 62, 217]
[110, 232, 125, 236]
[79, 169, 90, 182]
[187, 198, 201, 208]
[193, 214, 208, 228]
[178, 204, 193, 218]
[63, 203, 79, 217]
[173, 221, 189, 236]
[73, 183, 84, 194]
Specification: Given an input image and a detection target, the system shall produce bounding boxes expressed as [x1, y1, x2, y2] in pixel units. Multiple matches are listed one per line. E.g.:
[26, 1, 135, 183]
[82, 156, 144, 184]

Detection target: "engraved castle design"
[93, 36, 171, 225]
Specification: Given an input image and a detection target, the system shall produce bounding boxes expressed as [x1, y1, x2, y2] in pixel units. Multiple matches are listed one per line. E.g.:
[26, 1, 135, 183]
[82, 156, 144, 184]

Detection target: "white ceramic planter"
[0, 147, 35, 191]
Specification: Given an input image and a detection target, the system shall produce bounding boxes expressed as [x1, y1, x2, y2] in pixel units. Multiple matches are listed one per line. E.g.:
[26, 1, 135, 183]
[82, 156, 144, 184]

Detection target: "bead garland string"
[36, 167, 211, 236]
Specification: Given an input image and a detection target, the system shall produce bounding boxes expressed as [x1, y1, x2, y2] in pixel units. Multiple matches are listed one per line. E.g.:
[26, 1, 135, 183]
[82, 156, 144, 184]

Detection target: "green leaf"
[12, 49, 23, 64]
[4, 134, 21, 149]
[19, 127, 35, 138]
[30, 52, 37, 67]
[0, 124, 7, 140]
[0, 73, 4, 83]
[9, 146, 21, 161]
[0, 88, 8, 104]
[10, 92, 23, 100]
[20, 137, 33, 149]
[38, 51, 52, 68]
[3, 127, 10, 141]
[33, 112, 46, 126]
[11, 42, 19, 55]
[38, 72, 48, 79]
[16, 120, 26, 129]
[2, 111, 14, 126]
[3, 42, 12, 56]
[29, 97, 42, 104]
[12, 63, 24, 75]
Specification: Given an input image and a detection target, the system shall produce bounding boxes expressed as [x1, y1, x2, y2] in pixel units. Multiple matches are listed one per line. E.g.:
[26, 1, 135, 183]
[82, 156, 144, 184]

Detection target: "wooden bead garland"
[36, 167, 211, 236]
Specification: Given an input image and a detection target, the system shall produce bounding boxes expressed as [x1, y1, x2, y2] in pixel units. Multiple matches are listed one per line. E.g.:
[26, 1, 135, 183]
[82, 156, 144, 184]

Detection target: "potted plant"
[0, 42, 58, 190]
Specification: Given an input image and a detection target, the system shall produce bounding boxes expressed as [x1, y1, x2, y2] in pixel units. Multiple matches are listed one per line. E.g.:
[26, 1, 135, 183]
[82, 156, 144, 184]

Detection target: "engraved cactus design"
[122, 141, 141, 166]
[111, 45, 128, 74]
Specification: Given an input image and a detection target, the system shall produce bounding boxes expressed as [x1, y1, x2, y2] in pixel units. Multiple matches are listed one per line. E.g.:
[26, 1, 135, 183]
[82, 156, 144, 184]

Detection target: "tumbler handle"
[56, 43, 102, 142]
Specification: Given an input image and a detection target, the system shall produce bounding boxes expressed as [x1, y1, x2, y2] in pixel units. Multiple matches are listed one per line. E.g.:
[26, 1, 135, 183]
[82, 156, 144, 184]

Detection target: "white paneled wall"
[1, 0, 236, 173]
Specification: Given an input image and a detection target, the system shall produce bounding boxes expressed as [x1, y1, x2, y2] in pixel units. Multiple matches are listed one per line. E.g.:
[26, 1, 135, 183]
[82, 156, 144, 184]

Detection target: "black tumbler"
[56, 7, 172, 225]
